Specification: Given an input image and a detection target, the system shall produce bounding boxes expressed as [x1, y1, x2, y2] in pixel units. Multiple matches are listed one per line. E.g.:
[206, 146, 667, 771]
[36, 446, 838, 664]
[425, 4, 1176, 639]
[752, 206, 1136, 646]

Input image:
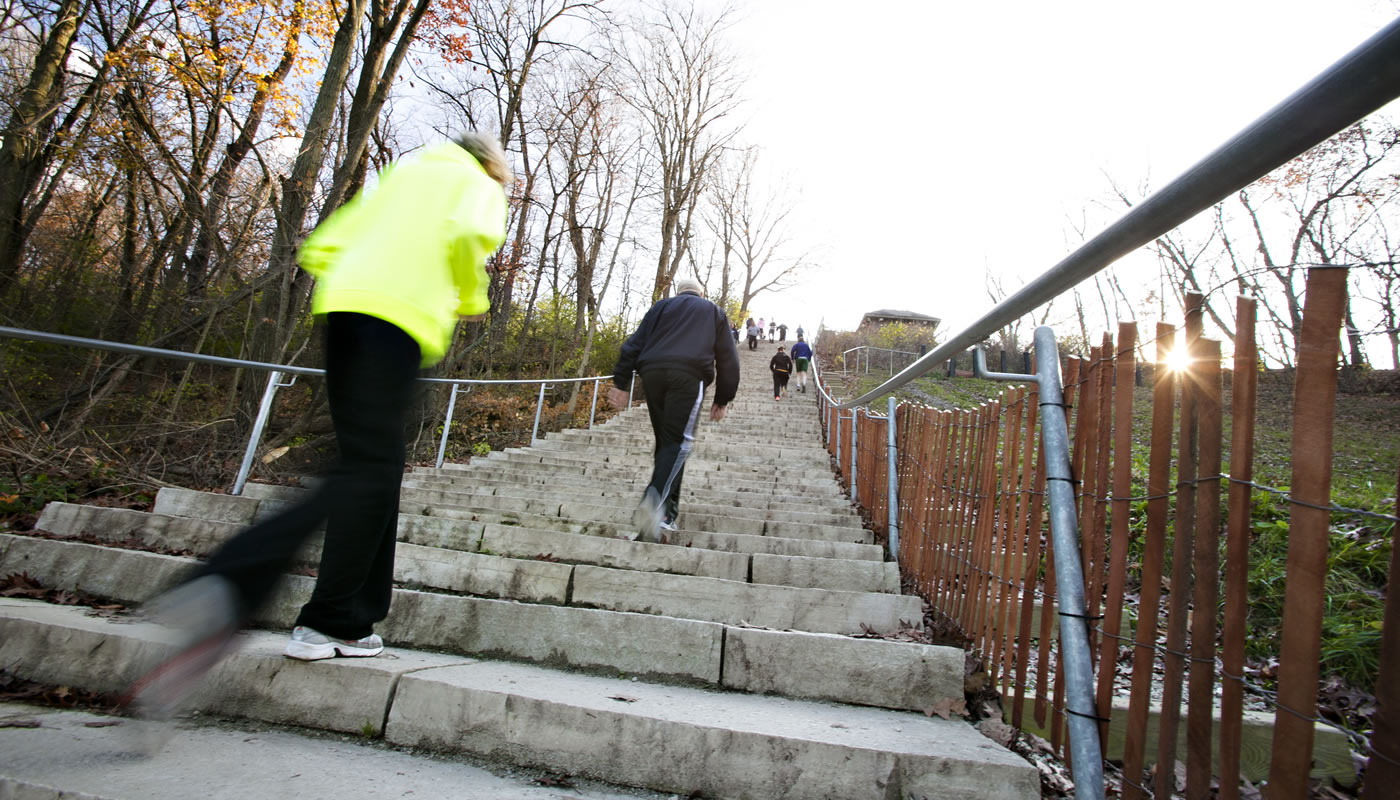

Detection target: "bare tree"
[419, 0, 602, 373]
[612, 0, 742, 302]
[704, 145, 810, 314]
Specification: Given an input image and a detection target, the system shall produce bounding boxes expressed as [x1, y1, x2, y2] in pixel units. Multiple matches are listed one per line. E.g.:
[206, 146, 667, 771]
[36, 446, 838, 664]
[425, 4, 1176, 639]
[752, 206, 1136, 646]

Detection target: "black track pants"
[640, 369, 705, 520]
[197, 312, 420, 640]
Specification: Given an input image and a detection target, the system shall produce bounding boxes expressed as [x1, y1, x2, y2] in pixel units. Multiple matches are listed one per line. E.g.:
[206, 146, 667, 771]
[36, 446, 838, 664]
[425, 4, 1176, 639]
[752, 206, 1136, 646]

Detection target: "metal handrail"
[834, 16, 1400, 413]
[839, 345, 920, 378]
[0, 326, 614, 491]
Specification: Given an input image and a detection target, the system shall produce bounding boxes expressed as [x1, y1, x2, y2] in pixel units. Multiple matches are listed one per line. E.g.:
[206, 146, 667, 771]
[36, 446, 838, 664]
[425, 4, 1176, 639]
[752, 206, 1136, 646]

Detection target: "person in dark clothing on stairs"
[789, 337, 813, 393]
[770, 345, 792, 401]
[608, 278, 740, 543]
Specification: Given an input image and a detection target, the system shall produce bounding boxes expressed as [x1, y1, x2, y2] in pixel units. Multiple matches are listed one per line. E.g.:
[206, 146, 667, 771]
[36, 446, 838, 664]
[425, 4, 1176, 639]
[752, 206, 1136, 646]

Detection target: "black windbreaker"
[613, 292, 741, 405]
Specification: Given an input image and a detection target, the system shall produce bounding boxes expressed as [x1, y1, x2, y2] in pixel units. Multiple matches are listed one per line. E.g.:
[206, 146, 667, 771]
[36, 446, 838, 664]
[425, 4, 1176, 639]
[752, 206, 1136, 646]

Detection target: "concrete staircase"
[0, 342, 1038, 799]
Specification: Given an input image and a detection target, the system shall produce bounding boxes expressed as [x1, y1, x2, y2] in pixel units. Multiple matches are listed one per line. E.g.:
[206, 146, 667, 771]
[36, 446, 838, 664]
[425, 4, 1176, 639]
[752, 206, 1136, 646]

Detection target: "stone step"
[396, 480, 865, 530]
[0, 543, 955, 713]
[527, 439, 831, 468]
[0, 700, 665, 799]
[0, 599, 1035, 800]
[36, 497, 894, 602]
[407, 469, 858, 512]
[202, 487, 876, 561]
[485, 449, 837, 483]
[415, 460, 845, 499]
[17, 508, 905, 633]
[421, 503, 883, 561]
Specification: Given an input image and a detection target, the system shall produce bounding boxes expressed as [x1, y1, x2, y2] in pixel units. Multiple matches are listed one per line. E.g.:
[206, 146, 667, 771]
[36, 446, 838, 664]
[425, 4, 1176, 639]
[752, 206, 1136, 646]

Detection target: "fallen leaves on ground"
[0, 719, 41, 729]
[923, 697, 966, 720]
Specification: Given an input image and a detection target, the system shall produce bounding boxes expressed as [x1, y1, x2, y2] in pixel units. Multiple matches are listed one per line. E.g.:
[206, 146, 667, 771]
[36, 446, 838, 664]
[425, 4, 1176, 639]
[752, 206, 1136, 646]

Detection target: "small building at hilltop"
[857, 309, 941, 332]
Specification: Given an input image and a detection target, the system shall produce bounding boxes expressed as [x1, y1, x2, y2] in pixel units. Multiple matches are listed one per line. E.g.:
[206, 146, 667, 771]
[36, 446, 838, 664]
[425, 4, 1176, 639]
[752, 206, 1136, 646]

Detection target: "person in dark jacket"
[608, 278, 740, 542]
[770, 345, 792, 401]
[789, 337, 813, 393]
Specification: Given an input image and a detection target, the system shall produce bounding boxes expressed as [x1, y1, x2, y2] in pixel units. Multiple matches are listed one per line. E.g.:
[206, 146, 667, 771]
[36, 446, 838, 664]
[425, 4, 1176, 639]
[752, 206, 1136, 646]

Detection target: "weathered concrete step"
[387, 662, 1035, 800]
[397, 481, 865, 531]
[409, 469, 858, 512]
[412, 489, 874, 545]
[210, 487, 877, 562]
[397, 483, 870, 543]
[529, 439, 831, 469]
[423, 458, 844, 497]
[422, 503, 884, 561]
[25, 508, 896, 625]
[0, 544, 956, 714]
[488, 449, 837, 483]
[147, 488, 877, 578]
[0, 600, 1030, 800]
[0, 700, 664, 800]
[544, 431, 827, 462]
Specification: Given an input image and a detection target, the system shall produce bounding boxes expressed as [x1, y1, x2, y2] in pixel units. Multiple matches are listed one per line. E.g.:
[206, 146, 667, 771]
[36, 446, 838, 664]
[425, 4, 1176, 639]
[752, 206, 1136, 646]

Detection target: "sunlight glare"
[1162, 346, 1191, 372]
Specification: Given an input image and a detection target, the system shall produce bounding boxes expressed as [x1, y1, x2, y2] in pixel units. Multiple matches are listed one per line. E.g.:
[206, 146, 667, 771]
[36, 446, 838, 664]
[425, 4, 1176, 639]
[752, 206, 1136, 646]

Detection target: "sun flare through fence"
[818, 269, 1398, 799]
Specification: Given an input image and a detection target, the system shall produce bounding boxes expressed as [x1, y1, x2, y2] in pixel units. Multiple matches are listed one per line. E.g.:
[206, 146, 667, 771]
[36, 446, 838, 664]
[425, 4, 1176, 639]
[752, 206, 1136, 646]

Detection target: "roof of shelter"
[860, 309, 942, 324]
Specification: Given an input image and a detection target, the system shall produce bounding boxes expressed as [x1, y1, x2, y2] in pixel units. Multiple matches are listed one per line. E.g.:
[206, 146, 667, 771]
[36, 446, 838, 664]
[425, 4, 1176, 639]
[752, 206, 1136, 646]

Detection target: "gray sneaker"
[633, 488, 663, 543]
[122, 574, 241, 722]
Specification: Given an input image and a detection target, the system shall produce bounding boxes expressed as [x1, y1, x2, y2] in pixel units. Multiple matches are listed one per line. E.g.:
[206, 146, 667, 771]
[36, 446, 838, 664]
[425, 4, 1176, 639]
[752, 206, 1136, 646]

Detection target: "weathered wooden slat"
[1096, 323, 1137, 753]
[1121, 322, 1178, 800]
[1268, 268, 1348, 796]
[1218, 296, 1257, 800]
[1156, 293, 1204, 799]
[1187, 338, 1223, 799]
[1012, 381, 1045, 732]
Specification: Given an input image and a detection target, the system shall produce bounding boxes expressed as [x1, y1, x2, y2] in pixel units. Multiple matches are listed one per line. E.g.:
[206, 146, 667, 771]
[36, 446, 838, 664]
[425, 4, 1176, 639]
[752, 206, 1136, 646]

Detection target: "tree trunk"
[0, 0, 85, 294]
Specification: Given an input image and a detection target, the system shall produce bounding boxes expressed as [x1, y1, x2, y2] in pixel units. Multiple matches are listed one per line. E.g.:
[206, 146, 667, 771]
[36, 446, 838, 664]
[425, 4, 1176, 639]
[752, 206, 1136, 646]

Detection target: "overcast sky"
[712, 0, 1400, 341]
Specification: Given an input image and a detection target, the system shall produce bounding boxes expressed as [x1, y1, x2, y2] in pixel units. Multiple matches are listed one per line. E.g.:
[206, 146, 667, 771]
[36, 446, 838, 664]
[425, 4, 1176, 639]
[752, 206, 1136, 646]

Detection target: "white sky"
[715, 0, 1400, 341]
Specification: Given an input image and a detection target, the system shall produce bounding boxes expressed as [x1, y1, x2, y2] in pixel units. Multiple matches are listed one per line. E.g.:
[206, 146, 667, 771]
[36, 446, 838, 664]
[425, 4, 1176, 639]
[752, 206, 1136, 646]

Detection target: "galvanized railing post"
[588, 378, 600, 428]
[627, 377, 635, 407]
[835, 403, 842, 468]
[1032, 326, 1106, 799]
[886, 394, 899, 561]
[531, 382, 549, 443]
[849, 409, 858, 501]
[435, 385, 461, 468]
[233, 370, 284, 496]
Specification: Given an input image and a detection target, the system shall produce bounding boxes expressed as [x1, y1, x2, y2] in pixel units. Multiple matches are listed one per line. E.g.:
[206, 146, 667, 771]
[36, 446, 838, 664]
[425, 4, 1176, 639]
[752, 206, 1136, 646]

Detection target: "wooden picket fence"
[820, 269, 1398, 799]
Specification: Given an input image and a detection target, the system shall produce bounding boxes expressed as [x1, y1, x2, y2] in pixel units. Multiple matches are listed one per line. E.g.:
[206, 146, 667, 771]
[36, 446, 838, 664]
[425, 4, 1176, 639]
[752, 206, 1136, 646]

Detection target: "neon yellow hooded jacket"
[297, 142, 507, 366]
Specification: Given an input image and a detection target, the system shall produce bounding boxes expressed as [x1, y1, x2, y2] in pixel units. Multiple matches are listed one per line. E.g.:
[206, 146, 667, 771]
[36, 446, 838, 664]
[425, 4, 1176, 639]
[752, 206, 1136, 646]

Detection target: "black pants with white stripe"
[640, 368, 705, 521]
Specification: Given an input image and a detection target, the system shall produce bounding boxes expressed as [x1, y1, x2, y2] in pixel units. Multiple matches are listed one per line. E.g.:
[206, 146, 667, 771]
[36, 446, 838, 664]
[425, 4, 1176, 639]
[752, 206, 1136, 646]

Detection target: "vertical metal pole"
[1033, 325, 1105, 800]
[849, 409, 859, 501]
[886, 395, 899, 561]
[531, 383, 548, 443]
[233, 370, 283, 496]
[588, 378, 600, 428]
[627, 376, 635, 407]
[835, 405, 842, 469]
[435, 385, 460, 468]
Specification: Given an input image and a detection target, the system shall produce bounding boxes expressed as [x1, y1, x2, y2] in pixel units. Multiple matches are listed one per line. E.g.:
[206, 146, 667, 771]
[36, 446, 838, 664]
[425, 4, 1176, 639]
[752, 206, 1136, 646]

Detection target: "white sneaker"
[284, 626, 384, 661]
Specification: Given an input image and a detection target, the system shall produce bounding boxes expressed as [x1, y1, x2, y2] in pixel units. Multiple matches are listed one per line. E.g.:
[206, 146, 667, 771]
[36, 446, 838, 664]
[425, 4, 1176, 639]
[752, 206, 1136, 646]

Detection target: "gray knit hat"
[674, 277, 704, 296]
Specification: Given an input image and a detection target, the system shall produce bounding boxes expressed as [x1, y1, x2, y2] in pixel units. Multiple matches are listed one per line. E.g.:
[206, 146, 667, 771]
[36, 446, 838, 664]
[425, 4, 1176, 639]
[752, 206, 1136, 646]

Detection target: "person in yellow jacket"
[123, 134, 510, 718]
